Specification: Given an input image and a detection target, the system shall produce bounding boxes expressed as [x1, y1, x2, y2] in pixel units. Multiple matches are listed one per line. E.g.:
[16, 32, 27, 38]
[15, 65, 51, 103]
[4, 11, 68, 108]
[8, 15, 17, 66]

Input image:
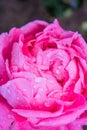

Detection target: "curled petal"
[34, 109, 86, 127]
[21, 20, 48, 36]
[12, 101, 63, 119]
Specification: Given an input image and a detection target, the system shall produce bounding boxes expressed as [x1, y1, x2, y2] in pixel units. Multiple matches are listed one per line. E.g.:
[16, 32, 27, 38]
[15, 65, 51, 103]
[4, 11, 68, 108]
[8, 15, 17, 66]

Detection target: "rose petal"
[21, 20, 48, 36]
[34, 109, 86, 127]
[0, 56, 9, 85]
[12, 101, 63, 119]
[62, 93, 87, 111]
[63, 58, 78, 91]
[11, 42, 26, 72]
[0, 33, 12, 85]
[44, 19, 64, 38]
[67, 123, 83, 130]
[72, 34, 87, 60]
[0, 78, 33, 108]
[0, 96, 14, 130]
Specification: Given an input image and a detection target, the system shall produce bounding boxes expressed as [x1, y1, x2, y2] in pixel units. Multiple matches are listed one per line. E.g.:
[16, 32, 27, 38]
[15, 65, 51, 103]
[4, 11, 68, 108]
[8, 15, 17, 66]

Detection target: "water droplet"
[40, 88, 44, 92]
[32, 101, 36, 105]
[56, 70, 60, 74]
[34, 85, 37, 89]
[35, 78, 41, 83]
[8, 114, 12, 119]
[70, 67, 73, 71]
[36, 94, 40, 99]
[17, 97, 20, 100]
[7, 89, 11, 94]
[44, 101, 50, 107]
[23, 88, 27, 92]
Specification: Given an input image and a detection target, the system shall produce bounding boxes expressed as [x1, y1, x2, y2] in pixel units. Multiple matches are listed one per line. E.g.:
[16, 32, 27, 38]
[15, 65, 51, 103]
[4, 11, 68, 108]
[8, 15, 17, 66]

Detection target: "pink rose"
[0, 19, 87, 130]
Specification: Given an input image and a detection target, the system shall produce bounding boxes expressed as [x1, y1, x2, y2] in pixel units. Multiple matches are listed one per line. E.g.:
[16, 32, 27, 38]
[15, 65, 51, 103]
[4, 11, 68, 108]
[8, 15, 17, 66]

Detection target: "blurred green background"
[0, 0, 87, 130]
[43, 0, 83, 17]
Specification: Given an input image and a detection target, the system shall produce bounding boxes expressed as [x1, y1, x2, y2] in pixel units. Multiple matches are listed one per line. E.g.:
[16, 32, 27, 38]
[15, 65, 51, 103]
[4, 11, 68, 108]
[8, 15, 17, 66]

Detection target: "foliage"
[43, 0, 83, 17]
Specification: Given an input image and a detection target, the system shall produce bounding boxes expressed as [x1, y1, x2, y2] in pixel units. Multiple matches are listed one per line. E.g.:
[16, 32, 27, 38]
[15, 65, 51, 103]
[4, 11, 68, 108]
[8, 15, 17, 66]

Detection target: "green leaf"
[81, 22, 87, 32]
[43, 0, 83, 17]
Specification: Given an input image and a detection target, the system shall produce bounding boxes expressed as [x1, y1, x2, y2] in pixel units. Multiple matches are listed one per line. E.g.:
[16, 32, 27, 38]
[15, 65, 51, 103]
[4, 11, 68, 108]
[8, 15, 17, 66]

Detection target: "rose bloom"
[0, 19, 87, 130]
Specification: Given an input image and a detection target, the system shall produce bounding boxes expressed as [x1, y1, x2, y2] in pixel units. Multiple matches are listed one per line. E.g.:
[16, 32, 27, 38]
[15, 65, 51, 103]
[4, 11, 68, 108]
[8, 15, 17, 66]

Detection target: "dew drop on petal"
[56, 69, 60, 74]
[17, 97, 20, 100]
[44, 101, 51, 107]
[7, 114, 12, 119]
[39, 88, 44, 92]
[23, 88, 27, 92]
[34, 85, 37, 89]
[32, 100, 36, 106]
[35, 78, 41, 83]
[7, 89, 11, 94]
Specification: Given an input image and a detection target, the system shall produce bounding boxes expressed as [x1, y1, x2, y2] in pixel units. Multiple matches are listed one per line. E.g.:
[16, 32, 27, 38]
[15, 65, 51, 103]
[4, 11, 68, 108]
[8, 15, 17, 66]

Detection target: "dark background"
[0, 0, 87, 41]
[0, 0, 87, 129]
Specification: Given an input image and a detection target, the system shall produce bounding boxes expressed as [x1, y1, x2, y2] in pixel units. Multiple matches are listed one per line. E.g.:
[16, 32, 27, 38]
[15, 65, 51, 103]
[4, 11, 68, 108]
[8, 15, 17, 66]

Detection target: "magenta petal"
[0, 96, 14, 130]
[21, 20, 48, 36]
[34, 109, 86, 127]
[9, 119, 35, 130]
[0, 78, 33, 108]
[67, 124, 83, 130]
[0, 33, 11, 85]
[12, 101, 63, 119]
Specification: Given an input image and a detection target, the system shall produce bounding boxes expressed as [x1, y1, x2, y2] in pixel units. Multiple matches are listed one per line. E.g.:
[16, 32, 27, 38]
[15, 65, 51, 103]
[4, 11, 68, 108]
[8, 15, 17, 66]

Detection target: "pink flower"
[0, 19, 87, 130]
